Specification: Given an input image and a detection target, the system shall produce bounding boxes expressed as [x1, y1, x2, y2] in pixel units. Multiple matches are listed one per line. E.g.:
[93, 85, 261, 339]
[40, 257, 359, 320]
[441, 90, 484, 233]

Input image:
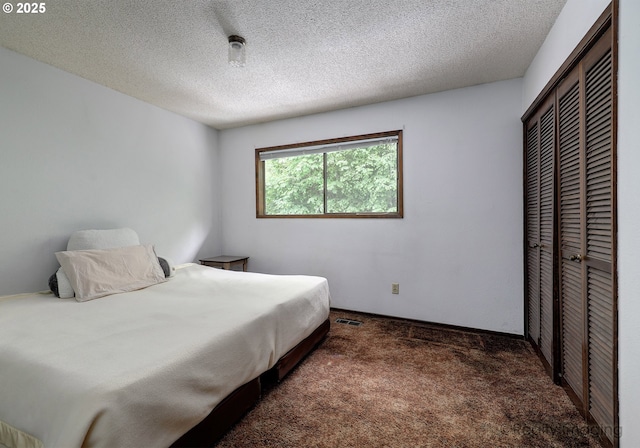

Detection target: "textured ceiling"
[0, 0, 567, 129]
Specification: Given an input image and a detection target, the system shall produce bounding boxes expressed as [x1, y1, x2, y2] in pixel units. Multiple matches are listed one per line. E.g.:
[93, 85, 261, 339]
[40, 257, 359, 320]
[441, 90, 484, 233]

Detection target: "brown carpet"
[215, 310, 602, 448]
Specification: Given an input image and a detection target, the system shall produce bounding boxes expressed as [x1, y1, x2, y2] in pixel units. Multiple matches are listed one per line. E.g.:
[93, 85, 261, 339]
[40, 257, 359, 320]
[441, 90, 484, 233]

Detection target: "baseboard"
[330, 307, 525, 340]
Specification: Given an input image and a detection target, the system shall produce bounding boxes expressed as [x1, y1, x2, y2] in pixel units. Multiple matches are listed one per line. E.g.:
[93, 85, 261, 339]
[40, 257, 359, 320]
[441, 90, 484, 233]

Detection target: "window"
[256, 130, 403, 218]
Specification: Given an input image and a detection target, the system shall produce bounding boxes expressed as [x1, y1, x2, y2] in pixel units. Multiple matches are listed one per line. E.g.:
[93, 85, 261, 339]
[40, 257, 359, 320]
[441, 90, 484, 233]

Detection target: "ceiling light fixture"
[228, 35, 246, 67]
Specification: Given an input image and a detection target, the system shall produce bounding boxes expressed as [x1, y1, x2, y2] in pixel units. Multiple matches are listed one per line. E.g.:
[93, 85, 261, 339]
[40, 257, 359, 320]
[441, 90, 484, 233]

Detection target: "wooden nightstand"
[199, 256, 249, 271]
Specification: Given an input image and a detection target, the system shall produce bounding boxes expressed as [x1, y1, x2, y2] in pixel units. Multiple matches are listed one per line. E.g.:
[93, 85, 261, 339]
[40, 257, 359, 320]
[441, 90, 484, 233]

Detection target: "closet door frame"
[522, 3, 618, 447]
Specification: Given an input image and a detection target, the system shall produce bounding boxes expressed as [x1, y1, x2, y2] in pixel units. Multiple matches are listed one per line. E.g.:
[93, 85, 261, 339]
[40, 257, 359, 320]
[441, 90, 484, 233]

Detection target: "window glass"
[264, 153, 324, 215]
[256, 131, 402, 218]
[326, 144, 398, 214]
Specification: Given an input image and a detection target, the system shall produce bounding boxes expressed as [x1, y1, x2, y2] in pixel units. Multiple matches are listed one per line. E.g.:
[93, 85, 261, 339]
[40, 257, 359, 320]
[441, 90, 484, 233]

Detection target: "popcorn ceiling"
[0, 0, 567, 129]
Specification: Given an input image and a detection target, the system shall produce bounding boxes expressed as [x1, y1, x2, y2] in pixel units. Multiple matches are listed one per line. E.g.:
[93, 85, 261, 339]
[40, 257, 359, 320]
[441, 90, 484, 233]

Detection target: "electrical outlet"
[392, 283, 399, 294]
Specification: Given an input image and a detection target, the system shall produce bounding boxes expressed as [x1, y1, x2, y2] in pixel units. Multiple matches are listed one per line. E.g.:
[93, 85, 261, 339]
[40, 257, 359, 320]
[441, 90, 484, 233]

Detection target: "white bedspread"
[0, 264, 330, 448]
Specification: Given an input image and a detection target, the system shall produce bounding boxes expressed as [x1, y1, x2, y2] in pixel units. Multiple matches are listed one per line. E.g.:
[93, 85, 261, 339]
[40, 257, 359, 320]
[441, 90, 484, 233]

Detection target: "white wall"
[219, 78, 524, 335]
[0, 47, 221, 296]
[522, 0, 611, 113]
[617, 0, 640, 445]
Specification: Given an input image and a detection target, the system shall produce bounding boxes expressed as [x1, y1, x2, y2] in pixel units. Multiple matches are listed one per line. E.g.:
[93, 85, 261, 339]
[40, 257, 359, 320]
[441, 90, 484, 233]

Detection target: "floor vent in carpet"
[335, 318, 363, 327]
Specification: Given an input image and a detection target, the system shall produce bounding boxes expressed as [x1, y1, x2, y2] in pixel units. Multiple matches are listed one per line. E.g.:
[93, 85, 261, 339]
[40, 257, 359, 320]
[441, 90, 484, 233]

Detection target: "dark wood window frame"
[255, 130, 403, 219]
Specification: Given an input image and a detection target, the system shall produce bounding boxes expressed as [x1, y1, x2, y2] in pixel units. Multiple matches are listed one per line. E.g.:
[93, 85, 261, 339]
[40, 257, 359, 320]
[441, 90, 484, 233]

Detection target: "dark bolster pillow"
[49, 272, 59, 297]
[158, 257, 171, 278]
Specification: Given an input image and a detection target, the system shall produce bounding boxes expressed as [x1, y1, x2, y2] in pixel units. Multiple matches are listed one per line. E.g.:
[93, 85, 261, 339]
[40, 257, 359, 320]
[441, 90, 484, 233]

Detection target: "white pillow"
[56, 244, 166, 302]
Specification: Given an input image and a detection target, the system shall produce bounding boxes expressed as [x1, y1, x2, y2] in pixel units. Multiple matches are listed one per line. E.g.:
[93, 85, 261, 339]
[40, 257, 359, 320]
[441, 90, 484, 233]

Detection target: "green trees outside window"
[257, 131, 402, 218]
[265, 153, 324, 215]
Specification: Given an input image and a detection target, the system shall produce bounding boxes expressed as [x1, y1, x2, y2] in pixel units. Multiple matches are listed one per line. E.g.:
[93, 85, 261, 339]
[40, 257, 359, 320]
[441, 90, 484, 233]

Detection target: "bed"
[0, 230, 330, 448]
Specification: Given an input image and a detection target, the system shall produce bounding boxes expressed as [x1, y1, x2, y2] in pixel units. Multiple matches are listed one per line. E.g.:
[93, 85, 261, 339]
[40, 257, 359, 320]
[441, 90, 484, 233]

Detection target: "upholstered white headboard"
[67, 228, 140, 251]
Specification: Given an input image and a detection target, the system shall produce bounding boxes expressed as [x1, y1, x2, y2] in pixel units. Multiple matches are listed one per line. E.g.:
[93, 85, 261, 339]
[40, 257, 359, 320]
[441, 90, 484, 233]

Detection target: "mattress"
[0, 264, 330, 448]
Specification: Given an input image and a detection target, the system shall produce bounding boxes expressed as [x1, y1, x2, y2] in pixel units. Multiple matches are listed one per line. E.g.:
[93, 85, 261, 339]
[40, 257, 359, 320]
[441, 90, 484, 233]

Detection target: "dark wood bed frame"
[171, 318, 330, 447]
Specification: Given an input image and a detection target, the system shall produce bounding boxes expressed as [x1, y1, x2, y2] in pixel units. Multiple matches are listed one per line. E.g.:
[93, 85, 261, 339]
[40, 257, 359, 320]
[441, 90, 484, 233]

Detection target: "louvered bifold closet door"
[525, 96, 555, 372]
[557, 65, 584, 404]
[583, 27, 615, 436]
[538, 105, 555, 367]
[556, 26, 615, 445]
[525, 122, 540, 346]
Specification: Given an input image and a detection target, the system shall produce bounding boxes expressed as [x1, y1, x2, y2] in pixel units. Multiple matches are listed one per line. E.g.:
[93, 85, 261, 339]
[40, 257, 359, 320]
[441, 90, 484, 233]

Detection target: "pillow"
[47, 228, 141, 298]
[157, 257, 175, 278]
[48, 272, 58, 296]
[49, 267, 75, 299]
[67, 228, 140, 251]
[56, 244, 166, 302]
